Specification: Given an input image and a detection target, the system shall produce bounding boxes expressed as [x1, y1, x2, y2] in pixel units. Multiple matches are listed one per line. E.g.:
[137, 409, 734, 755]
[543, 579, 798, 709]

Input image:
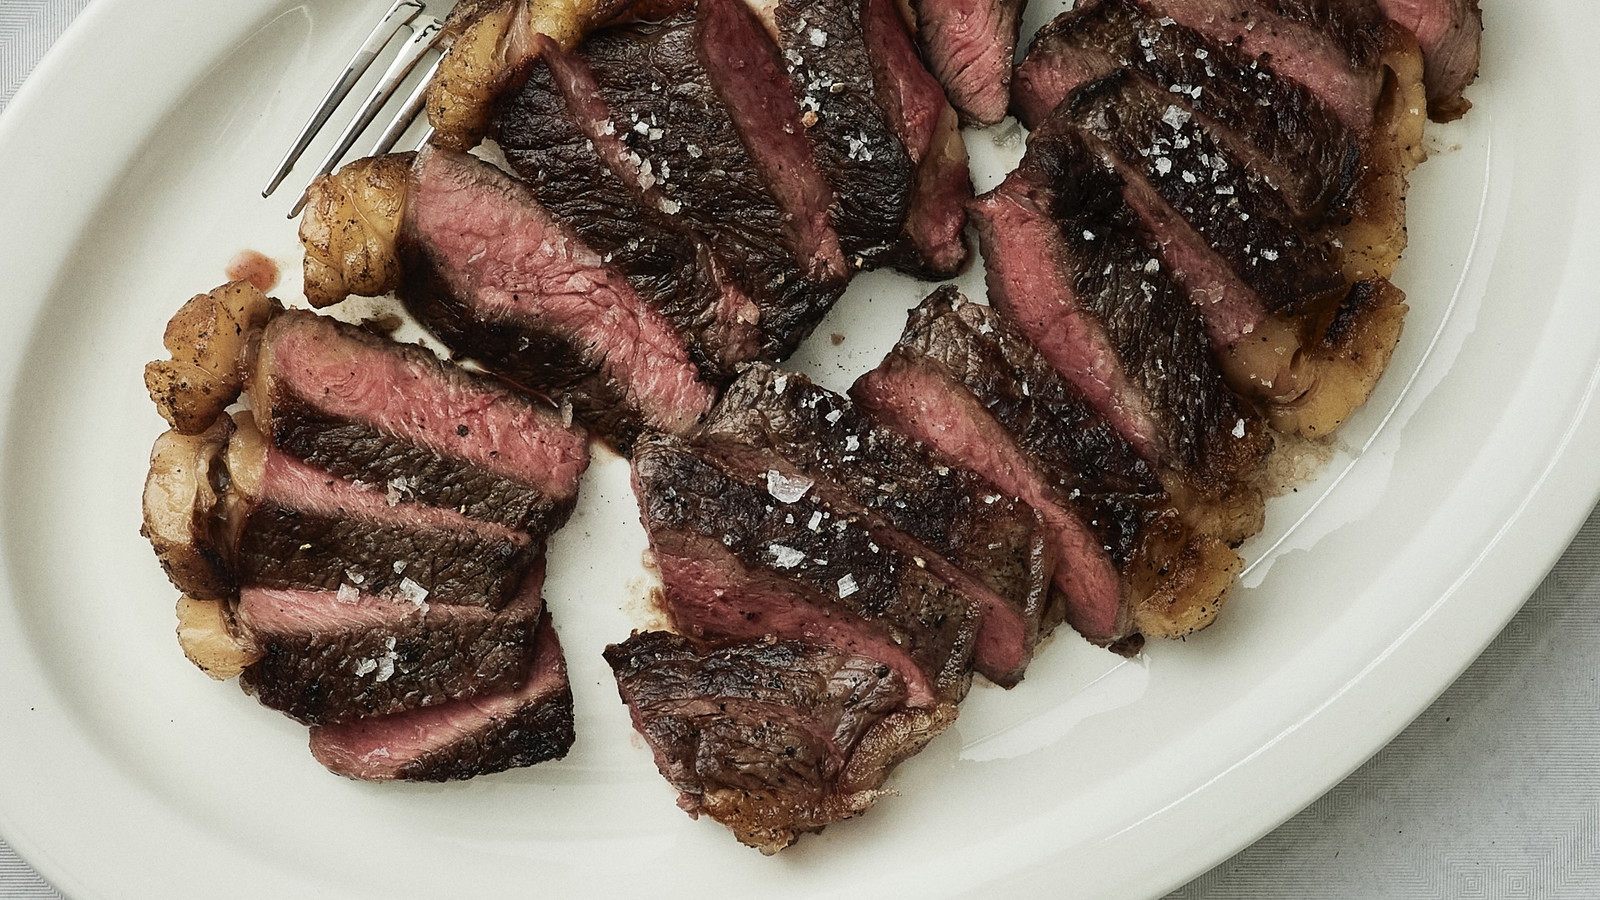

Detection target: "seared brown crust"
[633, 432, 979, 704]
[236, 504, 536, 608]
[309, 610, 575, 780]
[606, 630, 955, 854]
[238, 585, 541, 725]
[694, 364, 1053, 686]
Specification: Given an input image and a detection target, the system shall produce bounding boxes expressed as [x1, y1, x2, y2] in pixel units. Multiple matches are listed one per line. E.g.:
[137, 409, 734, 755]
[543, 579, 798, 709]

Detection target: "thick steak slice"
[580, 8, 848, 359]
[1025, 112, 1407, 438]
[1012, 0, 1364, 223]
[854, 288, 1240, 645]
[1137, 0, 1399, 128]
[1061, 73, 1348, 314]
[752, 0, 915, 268]
[253, 309, 588, 535]
[907, 0, 1027, 126]
[1013, 2, 1420, 285]
[633, 433, 978, 705]
[235, 450, 537, 609]
[493, 38, 763, 381]
[606, 630, 954, 854]
[694, 364, 1050, 686]
[236, 570, 543, 725]
[396, 147, 716, 452]
[1374, 0, 1481, 120]
[859, 0, 972, 277]
[309, 608, 574, 780]
[973, 143, 1269, 545]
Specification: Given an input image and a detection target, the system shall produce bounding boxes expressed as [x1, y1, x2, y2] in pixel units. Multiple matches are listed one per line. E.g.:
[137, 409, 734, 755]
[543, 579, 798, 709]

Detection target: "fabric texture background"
[2, 1, 1595, 897]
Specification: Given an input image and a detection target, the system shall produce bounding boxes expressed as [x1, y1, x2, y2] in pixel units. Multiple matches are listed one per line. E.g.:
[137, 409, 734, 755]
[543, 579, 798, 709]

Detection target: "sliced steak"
[1012, 0, 1365, 223]
[633, 433, 978, 705]
[493, 37, 764, 381]
[1062, 72, 1349, 315]
[972, 135, 1269, 545]
[236, 568, 544, 725]
[1029, 99, 1407, 438]
[693, 364, 1051, 686]
[859, 0, 972, 277]
[395, 147, 716, 452]
[309, 608, 574, 780]
[1136, 0, 1398, 127]
[580, 7, 849, 358]
[235, 447, 537, 609]
[751, 0, 915, 268]
[854, 288, 1241, 644]
[1373, 0, 1481, 120]
[252, 309, 588, 535]
[907, 0, 1027, 126]
[606, 630, 954, 854]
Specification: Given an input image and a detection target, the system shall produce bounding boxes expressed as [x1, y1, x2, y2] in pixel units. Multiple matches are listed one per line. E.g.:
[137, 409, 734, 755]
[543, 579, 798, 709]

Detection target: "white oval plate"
[2, 1, 1596, 898]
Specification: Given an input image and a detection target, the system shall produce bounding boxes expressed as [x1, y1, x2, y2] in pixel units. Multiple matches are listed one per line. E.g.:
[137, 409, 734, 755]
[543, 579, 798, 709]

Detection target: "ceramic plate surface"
[1, 2, 1596, 898]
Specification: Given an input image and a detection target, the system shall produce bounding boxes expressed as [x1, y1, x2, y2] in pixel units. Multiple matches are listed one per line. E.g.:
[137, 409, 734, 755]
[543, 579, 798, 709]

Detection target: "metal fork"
[262, 0, 452, 217]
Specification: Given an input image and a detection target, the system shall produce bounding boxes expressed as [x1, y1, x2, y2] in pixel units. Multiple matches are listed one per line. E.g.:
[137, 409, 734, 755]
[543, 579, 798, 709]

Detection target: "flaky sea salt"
[837, 574, 859, 599]
[766, 469, 814, 503]
[769, 544, 806, 569]
[396, 577, 430, 607]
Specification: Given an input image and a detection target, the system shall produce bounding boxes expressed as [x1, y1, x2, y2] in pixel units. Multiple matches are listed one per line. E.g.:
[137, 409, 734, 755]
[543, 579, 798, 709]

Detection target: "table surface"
[4, 2, 1597, 898]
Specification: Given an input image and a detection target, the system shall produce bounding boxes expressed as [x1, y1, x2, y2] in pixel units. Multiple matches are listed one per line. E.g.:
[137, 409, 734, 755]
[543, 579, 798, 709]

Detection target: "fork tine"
[262, 0, 427, 198]
[288, 16, 447, 218]
[367, 52, 447, 159]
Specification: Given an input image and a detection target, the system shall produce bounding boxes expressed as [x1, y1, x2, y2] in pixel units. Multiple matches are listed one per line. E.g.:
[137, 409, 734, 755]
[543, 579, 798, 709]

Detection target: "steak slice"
[1061, 72, 1349, 314]
[395, 146, 716, 452]
[252, 309, 588, 535]
[309, 607, 574, 780]
[853, 288, 1241, 645]
[1012, 0, 1365, 223]
[606, 630, 955, 854]
[752, 0, 915, 268]
[693, 364, 1052, 686]
[1136, 0, 1398, 128]
[1374, 0, 1481, 120]
[493, 37, 764, 381]
[1025, 106, 1408, 438]
[907, 0, 1027, 126]
[236, 568, 544, 726]
[580, 6, 849, 359]
[1013, 2, 1415, 287]
[858, 0, 972, 277]
[633, 433, 978, 705]
[235, 444, 537, 609]
[972, 138, 1269, 545]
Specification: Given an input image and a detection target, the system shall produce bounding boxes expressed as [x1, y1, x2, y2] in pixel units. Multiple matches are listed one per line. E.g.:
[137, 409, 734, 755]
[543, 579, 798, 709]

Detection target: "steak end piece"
[606, 630, 956, 854]
[309, 608, 574, 781]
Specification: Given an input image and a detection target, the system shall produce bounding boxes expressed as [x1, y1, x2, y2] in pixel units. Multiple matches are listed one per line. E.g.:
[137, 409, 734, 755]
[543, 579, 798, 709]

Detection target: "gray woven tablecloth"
[4, 2, 1597, 897]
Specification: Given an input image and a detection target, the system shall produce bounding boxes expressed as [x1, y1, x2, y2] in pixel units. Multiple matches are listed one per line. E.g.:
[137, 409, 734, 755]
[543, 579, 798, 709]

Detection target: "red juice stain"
[226, 250, 280, 293]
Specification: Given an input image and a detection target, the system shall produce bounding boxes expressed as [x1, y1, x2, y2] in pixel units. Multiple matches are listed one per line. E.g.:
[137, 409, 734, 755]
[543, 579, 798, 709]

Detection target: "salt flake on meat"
[766, 469, 813, 503]
[769, 544, 806, 569]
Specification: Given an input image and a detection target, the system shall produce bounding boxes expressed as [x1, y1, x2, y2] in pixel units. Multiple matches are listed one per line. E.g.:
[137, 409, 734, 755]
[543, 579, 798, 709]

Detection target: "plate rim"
[3, 1, 1599, 898]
